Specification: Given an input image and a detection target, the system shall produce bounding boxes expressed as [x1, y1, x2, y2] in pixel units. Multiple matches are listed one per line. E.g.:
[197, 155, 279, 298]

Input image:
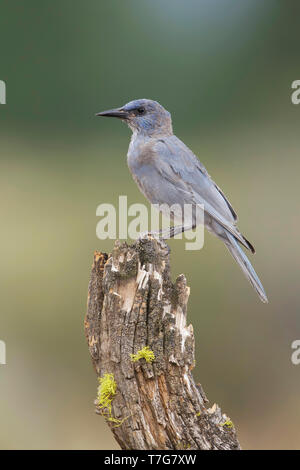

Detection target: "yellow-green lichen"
[177, 441, 191, 450]
[96, 373, 126, 427]
[220, 419, 234, 429]
[130, 346, 155, 363]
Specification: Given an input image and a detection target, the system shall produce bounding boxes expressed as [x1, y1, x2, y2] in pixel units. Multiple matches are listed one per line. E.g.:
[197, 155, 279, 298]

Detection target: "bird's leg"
[138, 224, 196, 241]
[157, 224, 196, 239]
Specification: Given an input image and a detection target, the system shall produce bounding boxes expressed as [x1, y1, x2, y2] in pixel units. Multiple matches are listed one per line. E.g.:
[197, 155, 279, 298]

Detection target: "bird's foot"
[138, 231, 160, 240]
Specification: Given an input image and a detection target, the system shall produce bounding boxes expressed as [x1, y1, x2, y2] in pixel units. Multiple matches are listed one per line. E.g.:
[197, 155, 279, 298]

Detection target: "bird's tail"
[223, 231, 268, 303]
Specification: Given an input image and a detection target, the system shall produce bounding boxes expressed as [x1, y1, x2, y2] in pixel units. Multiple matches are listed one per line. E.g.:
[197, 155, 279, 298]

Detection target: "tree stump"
[85, 236, 241, 450]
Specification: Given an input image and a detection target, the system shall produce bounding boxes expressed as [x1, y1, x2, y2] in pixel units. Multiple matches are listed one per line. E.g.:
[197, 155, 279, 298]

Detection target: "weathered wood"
[85, 236, 241, 450]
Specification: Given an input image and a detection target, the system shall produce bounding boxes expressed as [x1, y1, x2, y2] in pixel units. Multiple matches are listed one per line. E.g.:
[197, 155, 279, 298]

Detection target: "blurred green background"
[0, 0, 299, 449]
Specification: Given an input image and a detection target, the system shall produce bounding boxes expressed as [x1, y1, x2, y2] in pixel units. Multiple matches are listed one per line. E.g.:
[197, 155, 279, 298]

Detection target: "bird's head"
[96, 99, 173, 136]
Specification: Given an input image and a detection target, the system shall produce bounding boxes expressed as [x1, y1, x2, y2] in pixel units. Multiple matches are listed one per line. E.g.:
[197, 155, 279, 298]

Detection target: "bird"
[96, 99, 268, 303]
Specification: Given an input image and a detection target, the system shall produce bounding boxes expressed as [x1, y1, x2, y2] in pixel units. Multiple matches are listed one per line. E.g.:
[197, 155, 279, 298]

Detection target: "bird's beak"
[95, 107, 129, 120]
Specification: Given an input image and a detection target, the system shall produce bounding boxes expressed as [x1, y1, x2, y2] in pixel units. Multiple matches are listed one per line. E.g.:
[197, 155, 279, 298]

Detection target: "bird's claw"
[138, 231, 157, 240]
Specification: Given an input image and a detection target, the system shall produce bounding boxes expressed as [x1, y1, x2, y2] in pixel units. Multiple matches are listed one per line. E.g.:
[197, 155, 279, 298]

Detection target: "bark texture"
[85, 237, 241, 450]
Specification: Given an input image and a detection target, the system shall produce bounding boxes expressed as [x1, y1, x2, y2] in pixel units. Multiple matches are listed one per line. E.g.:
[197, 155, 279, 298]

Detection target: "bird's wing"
[150, 136, 253, 250]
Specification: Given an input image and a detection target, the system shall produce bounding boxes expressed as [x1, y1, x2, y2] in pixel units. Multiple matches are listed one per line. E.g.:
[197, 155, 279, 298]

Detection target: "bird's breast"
[127, 137, 156, 175]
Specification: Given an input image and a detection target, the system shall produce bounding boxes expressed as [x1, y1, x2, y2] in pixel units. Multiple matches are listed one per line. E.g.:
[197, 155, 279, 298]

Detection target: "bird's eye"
[137, 107, 145, 115]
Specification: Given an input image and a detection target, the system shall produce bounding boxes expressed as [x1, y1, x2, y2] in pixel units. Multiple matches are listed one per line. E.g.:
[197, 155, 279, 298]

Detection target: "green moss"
[220, 419, 234, 429]
[96, 373, 126, 427]
[177, 441, 191, 450]
[97, 373, 117, 414]
[130, 346, 155, 363]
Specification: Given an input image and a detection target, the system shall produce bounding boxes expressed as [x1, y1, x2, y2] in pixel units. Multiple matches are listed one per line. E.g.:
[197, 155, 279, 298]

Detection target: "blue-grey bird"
[96, 99, 268, 303]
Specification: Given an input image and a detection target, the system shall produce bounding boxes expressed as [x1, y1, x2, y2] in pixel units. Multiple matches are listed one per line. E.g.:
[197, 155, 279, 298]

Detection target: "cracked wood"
[85, 237, 241, 450]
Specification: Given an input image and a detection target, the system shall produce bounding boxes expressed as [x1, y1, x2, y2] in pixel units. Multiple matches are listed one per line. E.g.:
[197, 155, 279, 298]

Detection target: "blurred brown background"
[0, 0, 299, 449]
